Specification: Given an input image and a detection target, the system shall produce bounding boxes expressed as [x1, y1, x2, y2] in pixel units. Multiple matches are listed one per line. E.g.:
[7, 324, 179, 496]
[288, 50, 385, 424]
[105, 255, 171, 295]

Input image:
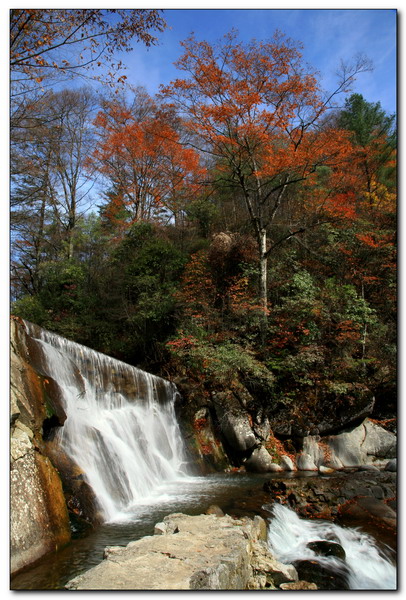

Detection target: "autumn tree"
[88, 89, 205, 232]
[162, 30, 372, 335]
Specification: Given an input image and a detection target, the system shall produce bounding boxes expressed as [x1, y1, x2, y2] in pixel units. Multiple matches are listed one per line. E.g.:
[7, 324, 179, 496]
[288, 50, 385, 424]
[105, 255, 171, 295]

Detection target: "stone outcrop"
[10, 317, 71, 575]
[176, 370, 395, 475]
[66, 513, 299, 590]
[302, 420, 396, 470]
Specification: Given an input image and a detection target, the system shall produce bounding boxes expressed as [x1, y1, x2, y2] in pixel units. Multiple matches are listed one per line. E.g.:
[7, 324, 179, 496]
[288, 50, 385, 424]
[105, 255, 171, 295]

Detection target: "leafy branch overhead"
[10, 9, 166, 92]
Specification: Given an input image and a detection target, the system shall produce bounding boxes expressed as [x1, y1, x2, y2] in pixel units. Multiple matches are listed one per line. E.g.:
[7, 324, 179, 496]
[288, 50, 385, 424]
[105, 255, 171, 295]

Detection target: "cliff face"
[10, 317, 71, 575]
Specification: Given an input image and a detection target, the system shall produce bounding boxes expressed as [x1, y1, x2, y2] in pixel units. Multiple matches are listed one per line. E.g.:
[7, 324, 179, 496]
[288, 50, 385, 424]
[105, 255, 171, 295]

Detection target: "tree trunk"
[259, 227, 268, 344]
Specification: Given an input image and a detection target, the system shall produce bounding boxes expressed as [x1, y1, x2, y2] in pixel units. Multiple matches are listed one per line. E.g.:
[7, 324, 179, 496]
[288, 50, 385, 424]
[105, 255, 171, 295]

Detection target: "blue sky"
[121, 8, 397, 116]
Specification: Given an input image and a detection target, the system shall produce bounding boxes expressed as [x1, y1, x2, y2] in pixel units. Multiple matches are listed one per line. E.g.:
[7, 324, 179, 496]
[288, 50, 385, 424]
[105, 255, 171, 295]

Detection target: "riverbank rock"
[263, 469, 396, 529]
[66, 513, 298, 590]
[385, 458, 397, 472]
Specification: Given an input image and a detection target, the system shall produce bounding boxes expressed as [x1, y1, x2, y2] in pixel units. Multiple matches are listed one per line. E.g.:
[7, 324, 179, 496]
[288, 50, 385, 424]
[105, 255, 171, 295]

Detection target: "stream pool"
[10, 471, 396, 590]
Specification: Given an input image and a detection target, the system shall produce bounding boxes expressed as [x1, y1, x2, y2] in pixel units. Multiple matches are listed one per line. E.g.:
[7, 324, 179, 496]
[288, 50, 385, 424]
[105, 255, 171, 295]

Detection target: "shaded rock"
[294, 559, 350, 590]
[362, 420, 396, 459]
[213, 403, 257, 454]
[268, 388, 375, 438]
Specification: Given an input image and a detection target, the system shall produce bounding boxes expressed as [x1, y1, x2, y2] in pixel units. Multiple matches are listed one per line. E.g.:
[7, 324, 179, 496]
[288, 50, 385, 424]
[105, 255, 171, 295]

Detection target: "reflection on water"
[11, 473, 270, 590]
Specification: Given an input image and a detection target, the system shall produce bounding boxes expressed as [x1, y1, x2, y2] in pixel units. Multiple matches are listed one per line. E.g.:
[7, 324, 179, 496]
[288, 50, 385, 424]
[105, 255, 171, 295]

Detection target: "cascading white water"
[266, 503, 396, 590]
[25, 322, 189, 523]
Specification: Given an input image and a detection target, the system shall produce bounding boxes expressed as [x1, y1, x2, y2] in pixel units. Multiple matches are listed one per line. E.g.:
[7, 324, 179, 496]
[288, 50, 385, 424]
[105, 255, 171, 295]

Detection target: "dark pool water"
[10, 471, 396, 590]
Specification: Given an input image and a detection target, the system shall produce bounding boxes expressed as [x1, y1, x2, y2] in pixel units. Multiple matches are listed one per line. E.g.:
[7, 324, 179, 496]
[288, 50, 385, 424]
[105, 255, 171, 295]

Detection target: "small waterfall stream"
[266, 503, 396, 590]
[25, 323, 190, 522]
[14, 322, 396, 590]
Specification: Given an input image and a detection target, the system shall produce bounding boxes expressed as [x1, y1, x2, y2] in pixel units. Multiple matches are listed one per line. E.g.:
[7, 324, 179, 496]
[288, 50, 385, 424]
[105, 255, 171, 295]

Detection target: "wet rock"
[357, 464, 381, 472]
[307, 540, 346, 560]
[10, 319, 71, 575]
[339, 495, 397, 532]
[263, 470, 396, 524]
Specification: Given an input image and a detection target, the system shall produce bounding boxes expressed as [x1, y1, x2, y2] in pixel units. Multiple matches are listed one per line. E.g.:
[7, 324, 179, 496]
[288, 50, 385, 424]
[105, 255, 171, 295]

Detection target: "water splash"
[266, 503, 396, 590]
[25, 322, 189, 522]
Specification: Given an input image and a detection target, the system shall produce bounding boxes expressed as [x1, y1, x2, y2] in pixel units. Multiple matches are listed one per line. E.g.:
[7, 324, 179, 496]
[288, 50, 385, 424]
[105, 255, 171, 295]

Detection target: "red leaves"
[89, 94, 205, 228]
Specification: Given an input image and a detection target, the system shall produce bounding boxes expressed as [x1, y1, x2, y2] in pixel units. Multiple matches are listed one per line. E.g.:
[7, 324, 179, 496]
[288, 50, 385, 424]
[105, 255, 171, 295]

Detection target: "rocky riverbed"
[263, 467, 396, 530]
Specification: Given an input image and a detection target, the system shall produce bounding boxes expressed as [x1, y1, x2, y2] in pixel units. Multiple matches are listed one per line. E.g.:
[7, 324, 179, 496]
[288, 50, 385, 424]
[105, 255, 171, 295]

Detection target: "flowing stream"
[266, 503, 397, 590]
[13, 323, 396, 590]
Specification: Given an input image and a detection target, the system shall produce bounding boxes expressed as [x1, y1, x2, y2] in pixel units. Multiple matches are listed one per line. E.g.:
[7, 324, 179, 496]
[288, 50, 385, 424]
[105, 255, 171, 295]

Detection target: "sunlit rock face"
[10, 318, 71, 575]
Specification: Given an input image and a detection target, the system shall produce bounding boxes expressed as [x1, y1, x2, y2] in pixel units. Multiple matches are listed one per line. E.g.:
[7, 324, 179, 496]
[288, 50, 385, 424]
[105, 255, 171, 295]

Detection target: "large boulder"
[296, 453, 318, 471]
[244, 447, 282, 473]
[323, 420, 396, 468]
[213, 401, 257, 455]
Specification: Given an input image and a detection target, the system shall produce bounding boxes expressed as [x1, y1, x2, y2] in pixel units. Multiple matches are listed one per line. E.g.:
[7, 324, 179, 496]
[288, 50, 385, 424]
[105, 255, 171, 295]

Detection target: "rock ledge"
[66, 512, 299, 590]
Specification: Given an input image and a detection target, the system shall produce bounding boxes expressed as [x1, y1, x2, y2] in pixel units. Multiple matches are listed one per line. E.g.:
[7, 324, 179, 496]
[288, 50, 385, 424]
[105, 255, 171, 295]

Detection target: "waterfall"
[25, 322, 189, 523]
[266, 503, 396, 590]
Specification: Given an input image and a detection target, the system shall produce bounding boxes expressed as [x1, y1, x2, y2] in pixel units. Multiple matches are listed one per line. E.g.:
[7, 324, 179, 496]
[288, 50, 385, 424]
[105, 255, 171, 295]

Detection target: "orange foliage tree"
[88, 90, 205, 233]
[162, 30, 371, 328]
